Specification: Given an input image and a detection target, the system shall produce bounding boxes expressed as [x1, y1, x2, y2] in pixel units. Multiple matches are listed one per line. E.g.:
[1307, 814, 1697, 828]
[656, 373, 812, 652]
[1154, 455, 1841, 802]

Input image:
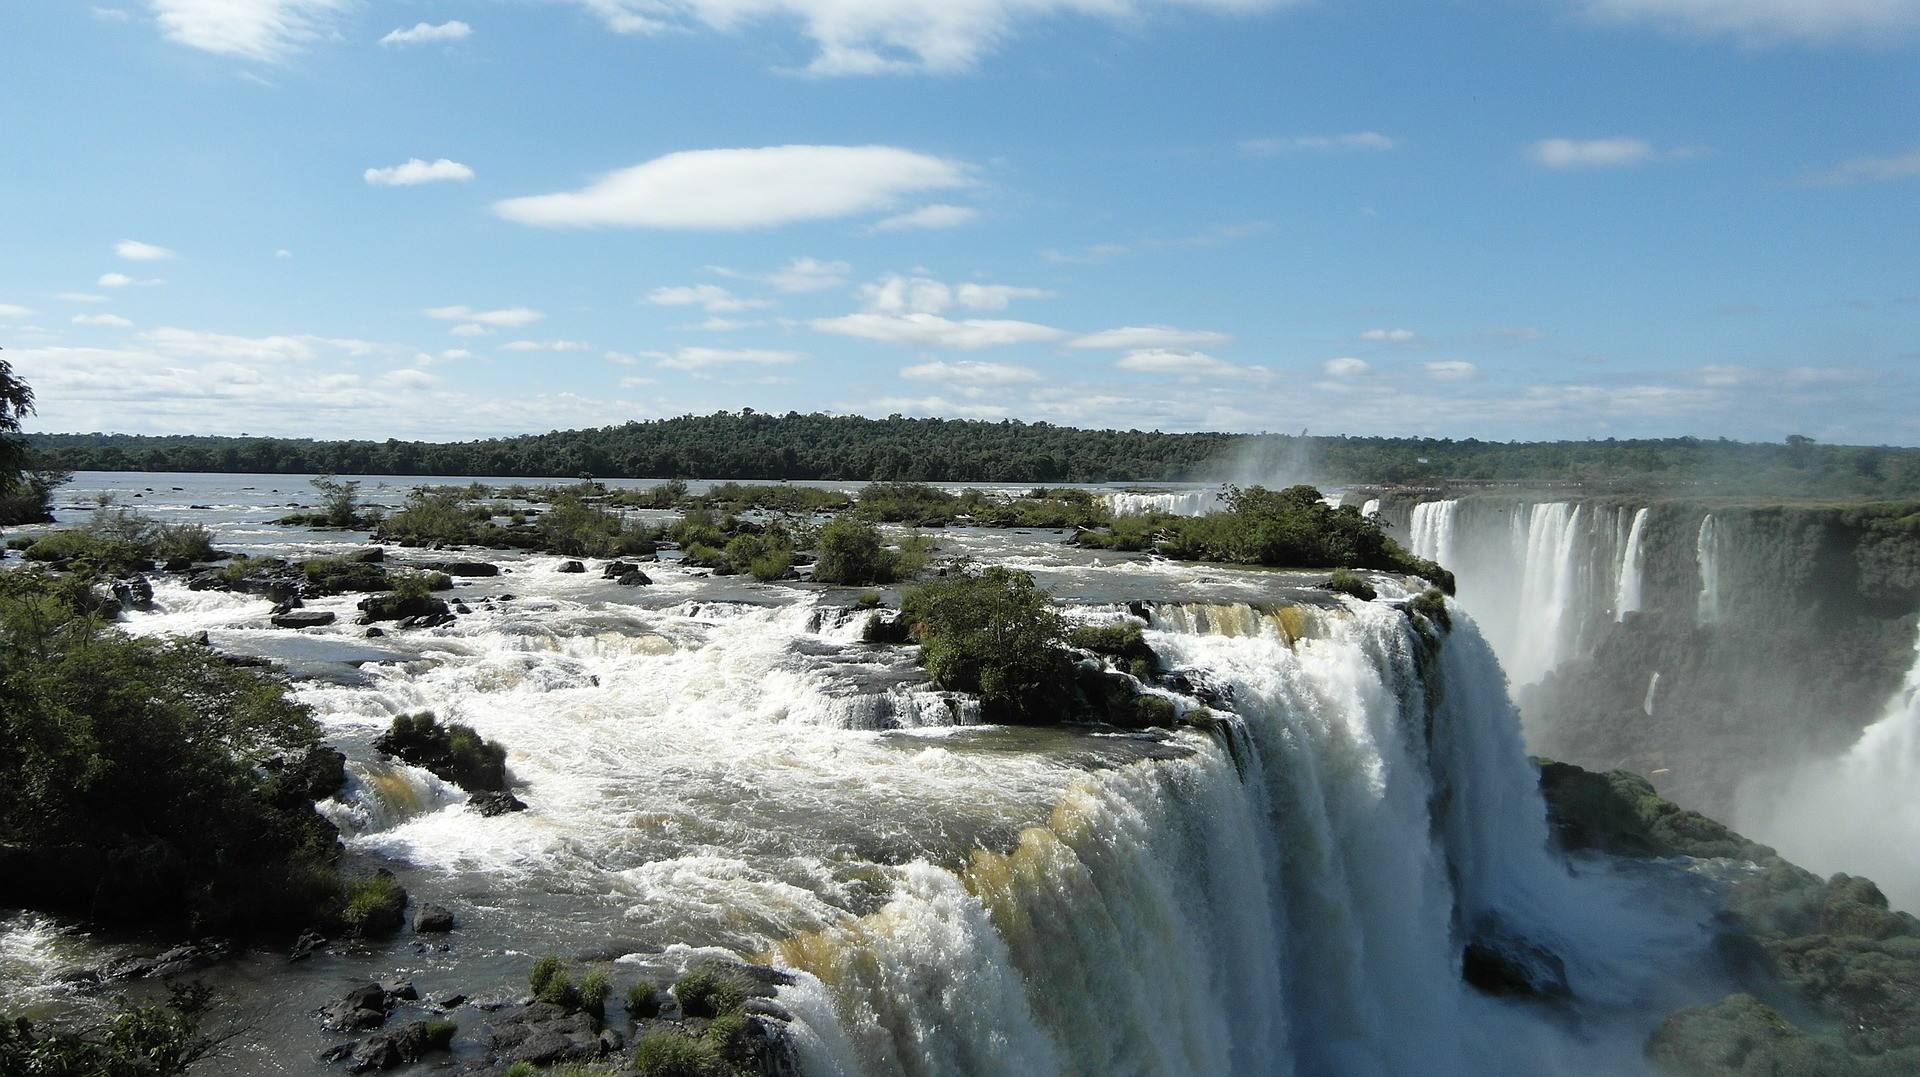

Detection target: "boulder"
[319, 983, 393, 1032]
[616, 571, 652, 587]
[347, 1020, 452, 1073]
[272, 610, 337, 629]
[601, 561, 636, 578]
[358, 593, 447, 623]
[483, 1002, 608, 1067]
[112, 575, 155, 612]
[557, 560, 586, 574]
[427, 560, 499, 577]
[469, 791, 528, 817]
[349, 547, 385, 563]
[1461, 935, 1570, 999]
[396, 611, 455, 630]
[412, 904, 455, 933]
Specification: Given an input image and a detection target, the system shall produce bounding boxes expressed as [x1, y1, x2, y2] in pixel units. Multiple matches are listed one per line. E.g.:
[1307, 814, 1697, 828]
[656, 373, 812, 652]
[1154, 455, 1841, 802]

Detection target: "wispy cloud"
[763, 257, 851, 293]
[1527, 137, 1705, 169]
[1799, 146, 1920, 187]
[900, 360, 1042, 384]
[645, 284, 772, 313]
[1575, 0, 1920, 45]
[381, 21, 473, 46]
[423, 305, 544, 327]
[494, 145, 971, 229]
[1115, 349, 1266, 380]
[813, 313, 1066, 350]
[1323, 357, 1370, 377]
[1043, 221, 1269, 264]
[115, 239, 175, 261]
[501, 340, 592, 352]
[1240, 132, 1396, 156]
[871, 204, 979, 231]
[73, 313, 134, 327]
[1424, 360, 1479, 381]
[150, 0, 349, 62]
[647, 347, 806, 371]
[1069, 325, 1233, 350]
[365, 158, 475, 186]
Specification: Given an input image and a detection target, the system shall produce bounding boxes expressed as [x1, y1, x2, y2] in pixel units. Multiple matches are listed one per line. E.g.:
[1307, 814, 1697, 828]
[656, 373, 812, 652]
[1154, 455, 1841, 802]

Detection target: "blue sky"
[2, 0, 1916, 443]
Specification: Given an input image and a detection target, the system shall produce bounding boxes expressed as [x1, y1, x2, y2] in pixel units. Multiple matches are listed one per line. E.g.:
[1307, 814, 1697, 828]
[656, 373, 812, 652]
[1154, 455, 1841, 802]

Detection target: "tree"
[0, 357, 36, 493]
[899, 565, 1074, 724]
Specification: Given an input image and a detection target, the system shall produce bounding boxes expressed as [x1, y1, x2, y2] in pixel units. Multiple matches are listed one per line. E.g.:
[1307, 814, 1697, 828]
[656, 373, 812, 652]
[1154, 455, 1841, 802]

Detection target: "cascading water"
[1409, 499, 1459, 572]
[1508, 503, 1585, 687]
[1694, 515, 1722, 626]
[1099, 490, 1223, 517]
[1735, 624, 1920, 912]
[1613, 508, 1648, 622]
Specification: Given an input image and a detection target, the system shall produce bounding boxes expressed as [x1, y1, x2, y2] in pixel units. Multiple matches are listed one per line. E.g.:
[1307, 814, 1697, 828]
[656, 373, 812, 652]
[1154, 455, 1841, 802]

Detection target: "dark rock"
[318, 1042, 356, 1063]
[53, 966, 101, 989]
[381, 980, 418, 1002]
[347, 1020, 450, 1072]
[320, 983, 392, 1032]
[364, 627, 384, 638]
[359, 593, 448, 623]
[427, 560, 498, 577]
[272, 610, 337, 629]
[483, 1002, 607, 1067]
[164, 556, 194, 572]
[395, 611, 455, 630]
[350, 547, 385, 563]
[469, 791, 528, 817]
[602, 561, 636, 578]
[412, 903, 455, 933]
[112, 575, 155, 612]
[1462, 934, 1570, 999]
[437, 993, 467, 1009]
[264, 745, 347, 803]
[290, 931, 328, 962]
[557, 560, 586, 574]
[616, 570, 652, 586]
[454, 602, 472, 614]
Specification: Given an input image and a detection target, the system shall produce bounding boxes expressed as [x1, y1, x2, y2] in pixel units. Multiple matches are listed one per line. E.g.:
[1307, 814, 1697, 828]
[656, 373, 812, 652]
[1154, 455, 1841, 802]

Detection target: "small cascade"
[1643, 671, 1661, 716]
[1507, 503, 1584, 688]
[318, 758, 467, 834]
[1695, 516, 1722, 626]
[1614, 508, 1648, 621]
[1409, 499, 1459, 570]
[1100, 489, 1223, 517]
[1361, 498, 1381, 518]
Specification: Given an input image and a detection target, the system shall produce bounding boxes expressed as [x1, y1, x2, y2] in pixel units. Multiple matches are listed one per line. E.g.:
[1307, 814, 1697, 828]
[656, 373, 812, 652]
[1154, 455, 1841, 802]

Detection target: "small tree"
[899, 565, 1073, 724]
[813, 515, 894, 585]
[310, 474, 364, 528]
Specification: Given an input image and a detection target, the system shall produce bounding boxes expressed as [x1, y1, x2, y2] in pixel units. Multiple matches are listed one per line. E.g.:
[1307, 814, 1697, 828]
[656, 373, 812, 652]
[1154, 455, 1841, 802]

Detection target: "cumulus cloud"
[1323, 357, 1370, 377]
[136, 327, 392, 363]
[380, 368, 442, 388]
[900, 359, 1041, 384]
[502, 340, 593, 351]
[116, 239, 174, 261]
[0, 304, 34, 317]
[1241, 132, 1396, 155]
[150, 0, 349, 62]
[72, 313, 134, 327]
[1069, 325, 1234, 350]
[1800, 146, 1920, 187]
[872, 204, 979, 231]
[849, 274, 1051, 317]
[645, 284, 771, 312]
[1527, 138, 1705, 169]
[495, 145, 971, 229]
[764, 256, 851, 292]
[448, 324, 490, 337]
[364, 158, 475, 186]
[1575, 0, 1920, 45]
[381, 20, 472, 46]
[571, 0, 1296, 75]
[647, 347, 806, 370]
[812, 312, 1066, 350]
[423, 305, 544, 327]
[1424, 360, 1479, 381]
[1115, 349, 1263, 379]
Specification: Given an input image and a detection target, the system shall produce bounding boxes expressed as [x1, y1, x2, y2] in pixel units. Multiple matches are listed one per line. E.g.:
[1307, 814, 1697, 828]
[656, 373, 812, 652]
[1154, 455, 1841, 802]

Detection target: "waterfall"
[1101, 490, 1223, 517]
[1614, 508, 1648, 621]
[1409, 499, 1458, 570]
[1507, 503, 1584, 688]
[1695, 516, 1721, 626]
[780, 602, 1714, 1075]
[1361, 498, 1381, 518]
[1735, 624, 1920, 913]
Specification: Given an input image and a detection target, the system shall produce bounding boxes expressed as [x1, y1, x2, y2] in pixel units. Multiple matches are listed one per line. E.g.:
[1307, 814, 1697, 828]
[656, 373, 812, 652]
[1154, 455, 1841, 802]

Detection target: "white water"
[1735, 625, 1920, 912]
[1614, 508, 1648, 622]
[1409, 499, 1459, 573]
[1695, 516, 1722, 626]
[1100, 489, 1224, 517]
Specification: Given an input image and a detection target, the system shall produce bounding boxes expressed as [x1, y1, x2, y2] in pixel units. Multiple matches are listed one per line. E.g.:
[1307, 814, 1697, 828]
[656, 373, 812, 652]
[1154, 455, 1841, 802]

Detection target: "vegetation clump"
[373, 711, 509, 793]
[811, 515, 929, 586]
[1325, 568, 1377, 601]
[0, 982, 217, 1076]
[0, 359, 66, 526]
[0, 567, 346, 933]
[898, 565, 1074, 724]
[21, 508, 218, 576]
[671, 968, 748, 1020]
[341, 870, 408, 937]
[275, 474, 381, 529]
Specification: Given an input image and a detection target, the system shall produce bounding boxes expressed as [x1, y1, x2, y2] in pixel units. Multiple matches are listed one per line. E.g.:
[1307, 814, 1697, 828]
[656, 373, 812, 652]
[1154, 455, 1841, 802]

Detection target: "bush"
[579, 968, 612, 1016]
[899, 565, 1074, 724]
[633, 1029, 726, 1077]
[1326, 568, 1377, 601]
[301, 556, 390, 594]
[672, 968, 746, 1020]
[342, 870, 408, 936]
[0, 982, 215, 1076]
[529, 954, 565, 996]
[812, 515, 925, 585]
[853, 482, 957, 526]
[1407, 588, 1451, 631]
[374, 712, 509, 793]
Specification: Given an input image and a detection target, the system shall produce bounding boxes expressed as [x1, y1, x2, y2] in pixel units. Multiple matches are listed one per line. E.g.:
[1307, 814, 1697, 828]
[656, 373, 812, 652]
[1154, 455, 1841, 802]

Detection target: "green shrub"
[0, 982, 215, 1076]
[529, 954, 565, 996]
[703, 1013, 752, 1065]
[1408, 588, 1451, 631]
[626, 981, 661, 1018]
[342, 871, 407, 936]
[505, 1063, 540, 1077]
[899, 565, 1074, 724]
[301, 556, 391, 594]
[854, 590, 882, 608]
[813, 515, 901, 585]
[1326, 568, 1377, 601]
[853, 482, 957, 526]
[537, 970, 581, 1010]
[672, 968, 747, 1019]
[423, 1019, 458, 1050]
[373, 712, 508, 793]
[633, 1029, 726, 1077]
[579, 968, 612, 1016]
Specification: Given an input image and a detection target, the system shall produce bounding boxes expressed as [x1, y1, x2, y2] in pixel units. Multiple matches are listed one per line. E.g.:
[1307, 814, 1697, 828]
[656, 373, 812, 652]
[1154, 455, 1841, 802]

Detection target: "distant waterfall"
[1614, 508, 1648, 622]
[1361, 498, 1381, 518]
[1508, 504, 1585, 688]
[1101, 489, 1223, 517]
[1695, 516, 1722, 626]
[1410, 500, 1459, 570]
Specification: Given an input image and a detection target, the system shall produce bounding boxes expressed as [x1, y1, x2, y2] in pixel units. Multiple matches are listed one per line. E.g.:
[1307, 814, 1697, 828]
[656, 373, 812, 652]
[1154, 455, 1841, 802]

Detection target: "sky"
[1, 0, 1916, 444]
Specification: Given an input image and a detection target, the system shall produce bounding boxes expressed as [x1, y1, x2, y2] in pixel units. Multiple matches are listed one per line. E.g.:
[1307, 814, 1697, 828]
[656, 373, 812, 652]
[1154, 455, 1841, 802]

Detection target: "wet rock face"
[272, 610, 337, 629]
[1460, 937, 1570, 1000]
[483, 1001, 620, 1067]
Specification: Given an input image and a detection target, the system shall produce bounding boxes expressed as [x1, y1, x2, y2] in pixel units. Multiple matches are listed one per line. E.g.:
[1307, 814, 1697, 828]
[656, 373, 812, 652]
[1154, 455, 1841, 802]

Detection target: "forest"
[19, 412, 1920, 500]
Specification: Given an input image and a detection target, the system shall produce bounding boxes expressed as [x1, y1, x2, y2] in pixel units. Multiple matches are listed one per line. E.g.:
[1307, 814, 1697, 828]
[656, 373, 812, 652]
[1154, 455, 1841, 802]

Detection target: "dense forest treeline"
[21, 413, 1920, 498]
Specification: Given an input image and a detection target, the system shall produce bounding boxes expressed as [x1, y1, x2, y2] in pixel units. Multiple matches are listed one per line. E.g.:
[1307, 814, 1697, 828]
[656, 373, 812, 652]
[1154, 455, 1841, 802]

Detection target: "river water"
[0, 474, 1731, 1075]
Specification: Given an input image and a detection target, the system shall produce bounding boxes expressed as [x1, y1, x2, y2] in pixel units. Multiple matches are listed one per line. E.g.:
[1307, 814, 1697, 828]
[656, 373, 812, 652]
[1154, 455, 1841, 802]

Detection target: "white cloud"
[139, 327, 323, 362]
[900, 359, 1041, 384]
[676, 317, 767, 331]
[1043, 221, 1270, 265]
[57, 294, 109, 303]
[954, 283, 1053, 310]
[1575, 0, 1920, 45]
[572, 0, 1296, 76]
[97, 272, 164, 287]
[1527, 137, 1705, 170]
[502, 339, 593, 351]
[764, 256, 851, 292]
[1241, 132, 1396, 155]
[448, 323, 491, 337]
[872, 204, 979, 231]
[1360, 328, 1419, 343]
[73, 313, 134, 327]
[115, 239, 174, 261]
[812, 312, 1065, 350]
[1323, 357, 1370, 377]
[869, 395, 1011, 418]
[380, 368, 442, 388]
[852, 275, 1050, 317]
[647, 347, 806, 371]
[381, 20, 473, 46]
[150, 0, 349, 61]
[1424, 360, 1479, 381]
[645, 284, 771, 312]
[1800, 146, 1920, 187]
[364, 158, 475, 186]
[493, 145, 971, 229]
[275, 249, 293, 258]
[424, 305, 544, 327]
[1115, 348, 1262, 379]
[0, 304, 34, 317]
[618, 376, 659, 388]
[1069, 325, 1234, 350]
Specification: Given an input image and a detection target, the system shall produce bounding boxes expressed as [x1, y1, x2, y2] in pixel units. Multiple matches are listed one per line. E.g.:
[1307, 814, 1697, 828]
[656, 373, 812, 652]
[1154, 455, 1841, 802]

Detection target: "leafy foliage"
[373, 711, 508, 793]
[21, 509, 217, 576]
[0, 983, 217, 1077]
[0, 568, 342, 932]
[341, 871, 408, 937]
[899, 565, 1074, 724]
